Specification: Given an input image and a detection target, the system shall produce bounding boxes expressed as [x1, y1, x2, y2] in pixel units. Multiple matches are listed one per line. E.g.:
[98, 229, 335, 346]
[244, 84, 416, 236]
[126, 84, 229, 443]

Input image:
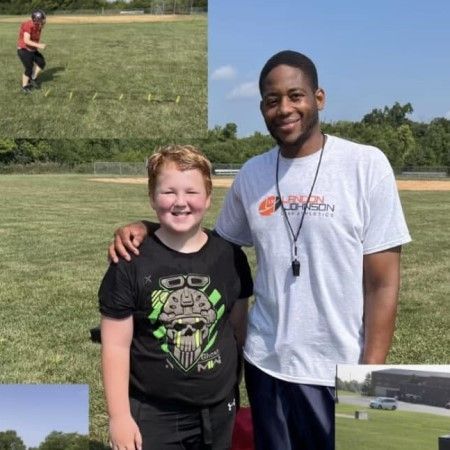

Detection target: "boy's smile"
[151, 162, 211, 238]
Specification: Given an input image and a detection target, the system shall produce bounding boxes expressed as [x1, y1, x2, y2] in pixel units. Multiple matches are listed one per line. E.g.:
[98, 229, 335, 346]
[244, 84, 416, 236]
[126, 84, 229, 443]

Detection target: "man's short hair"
[259, 50, 319, 95]
[147, 145, 213, 197]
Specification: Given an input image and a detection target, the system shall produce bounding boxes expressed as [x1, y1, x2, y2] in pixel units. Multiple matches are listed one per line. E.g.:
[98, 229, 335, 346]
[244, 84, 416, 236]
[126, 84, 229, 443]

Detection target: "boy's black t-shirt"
[99, 230, 253, 407]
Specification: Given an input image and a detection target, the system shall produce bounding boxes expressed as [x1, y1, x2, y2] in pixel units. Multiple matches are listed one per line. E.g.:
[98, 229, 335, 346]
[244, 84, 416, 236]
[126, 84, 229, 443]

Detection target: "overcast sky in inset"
[337, 365, 450, 383]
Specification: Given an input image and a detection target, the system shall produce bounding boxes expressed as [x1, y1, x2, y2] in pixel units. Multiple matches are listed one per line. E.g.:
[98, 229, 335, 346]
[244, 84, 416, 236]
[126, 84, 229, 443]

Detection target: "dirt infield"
[0, 14, 201, 24]
[90, 177, 450, 191]
[396, 180, 450, 191]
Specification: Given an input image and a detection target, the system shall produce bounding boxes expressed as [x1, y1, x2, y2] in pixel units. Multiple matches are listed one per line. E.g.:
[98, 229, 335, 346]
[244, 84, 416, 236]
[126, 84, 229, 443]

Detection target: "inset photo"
[336, 365, 450, 450]
[0, 1, 206, 138]
[0, 384, 89, 450]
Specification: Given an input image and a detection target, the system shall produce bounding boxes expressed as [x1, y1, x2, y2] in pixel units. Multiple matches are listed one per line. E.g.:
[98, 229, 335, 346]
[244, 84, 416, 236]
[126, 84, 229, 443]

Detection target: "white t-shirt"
[215, 135, 411, 386]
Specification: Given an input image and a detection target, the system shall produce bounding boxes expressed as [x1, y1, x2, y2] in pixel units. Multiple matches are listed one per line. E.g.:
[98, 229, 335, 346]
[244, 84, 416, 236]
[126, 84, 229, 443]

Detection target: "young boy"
[17, 10, 47, 93]
[99, 145, 253, 450]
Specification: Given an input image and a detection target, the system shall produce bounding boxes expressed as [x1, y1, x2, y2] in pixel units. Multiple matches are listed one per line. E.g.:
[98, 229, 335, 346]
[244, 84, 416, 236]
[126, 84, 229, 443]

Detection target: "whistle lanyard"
[274, 133, 326, 276]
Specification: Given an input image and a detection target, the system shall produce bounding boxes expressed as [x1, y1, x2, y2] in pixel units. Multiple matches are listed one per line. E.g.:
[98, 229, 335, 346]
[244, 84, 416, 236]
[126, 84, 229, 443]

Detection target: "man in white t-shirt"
[109, 50, 411, 450]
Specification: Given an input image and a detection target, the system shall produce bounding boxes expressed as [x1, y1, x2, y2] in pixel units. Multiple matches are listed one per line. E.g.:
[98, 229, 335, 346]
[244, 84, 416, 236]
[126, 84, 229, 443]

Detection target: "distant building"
[371, 368, 450, 407]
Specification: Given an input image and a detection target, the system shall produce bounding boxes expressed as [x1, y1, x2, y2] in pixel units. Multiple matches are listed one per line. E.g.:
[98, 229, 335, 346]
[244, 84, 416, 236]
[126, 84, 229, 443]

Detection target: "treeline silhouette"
[0, 0, 206, 15]
[0, 430, 88, 450]
[0, 103, 448, 173]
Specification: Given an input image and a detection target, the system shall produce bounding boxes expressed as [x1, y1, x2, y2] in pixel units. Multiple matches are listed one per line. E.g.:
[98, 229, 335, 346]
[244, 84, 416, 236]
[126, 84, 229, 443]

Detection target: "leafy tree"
[385, 102, 413, 127]
[221, 122, 237, 140]
[420, 118, 450, 166]
[38, 431, 88, 450]
[0, 139, 18, 164]
[361, 373, 372, 396]
[362, 102, 413, 127]
[395, 124, 416, 167]
[0, 430, 26, 450]
[207, 123, 237, 142]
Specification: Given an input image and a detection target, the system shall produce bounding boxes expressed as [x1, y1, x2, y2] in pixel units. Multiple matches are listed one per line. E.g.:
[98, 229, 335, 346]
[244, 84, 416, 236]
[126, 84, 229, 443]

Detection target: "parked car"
[369, 397, 398, 410]
[445, 401, 450, 409]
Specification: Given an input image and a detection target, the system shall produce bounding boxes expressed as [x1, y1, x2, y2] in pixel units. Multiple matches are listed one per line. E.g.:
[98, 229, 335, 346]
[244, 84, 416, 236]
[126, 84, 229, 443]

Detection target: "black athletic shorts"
[17, 48, 46, 77]
[130, 390, 237, 450]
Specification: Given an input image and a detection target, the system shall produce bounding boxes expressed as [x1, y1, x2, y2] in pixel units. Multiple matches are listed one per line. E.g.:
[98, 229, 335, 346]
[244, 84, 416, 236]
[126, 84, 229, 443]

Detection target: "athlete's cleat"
[21, 85, 33, 94]
[29, 79, 41, 89]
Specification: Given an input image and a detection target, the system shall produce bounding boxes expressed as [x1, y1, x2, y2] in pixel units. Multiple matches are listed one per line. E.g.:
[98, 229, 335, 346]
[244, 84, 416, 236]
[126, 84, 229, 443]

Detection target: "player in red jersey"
[17, 10, 47, 93]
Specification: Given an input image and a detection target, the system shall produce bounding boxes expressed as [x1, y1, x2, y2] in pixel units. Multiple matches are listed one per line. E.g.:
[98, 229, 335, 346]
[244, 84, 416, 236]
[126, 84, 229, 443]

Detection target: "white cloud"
[445, 110, 450, 120]
[211, 65, 237, 80]
[226, 81, 259, 100]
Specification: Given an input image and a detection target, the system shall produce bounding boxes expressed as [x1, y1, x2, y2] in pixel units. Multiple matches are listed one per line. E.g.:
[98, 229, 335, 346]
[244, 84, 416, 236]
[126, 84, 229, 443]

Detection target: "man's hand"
[39, 43, 47, 50]
[108, 222, 147, 263]
[109, 413, 142, 450]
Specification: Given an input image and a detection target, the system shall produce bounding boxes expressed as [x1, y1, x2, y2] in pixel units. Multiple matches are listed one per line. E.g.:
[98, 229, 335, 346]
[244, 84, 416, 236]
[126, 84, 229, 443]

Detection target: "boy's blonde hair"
[147, 145, 213, 197]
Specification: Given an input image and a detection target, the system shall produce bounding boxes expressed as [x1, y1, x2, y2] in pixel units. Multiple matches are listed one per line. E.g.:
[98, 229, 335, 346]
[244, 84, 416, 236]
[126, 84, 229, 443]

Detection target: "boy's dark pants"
[17, 48, 46, 78]
[245, 360, 335, 450]
[130, 389, 236, 450]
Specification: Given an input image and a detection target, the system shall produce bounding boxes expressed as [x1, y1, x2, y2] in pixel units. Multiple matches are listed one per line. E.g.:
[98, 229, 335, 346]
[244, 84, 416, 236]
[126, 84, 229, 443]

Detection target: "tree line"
[0, 430, 88, 450]
[0, 103, 448, 173]
[0, 0, 206, 15]
[336, 374, 373, 396]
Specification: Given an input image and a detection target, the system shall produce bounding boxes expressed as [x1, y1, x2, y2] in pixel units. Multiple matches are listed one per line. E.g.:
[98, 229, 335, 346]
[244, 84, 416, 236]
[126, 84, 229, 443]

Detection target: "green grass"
[389, 191, 450, 363]
[0, 17, 206, 138]
[336, 403, 450, 449]
[0, 175, 448, 444]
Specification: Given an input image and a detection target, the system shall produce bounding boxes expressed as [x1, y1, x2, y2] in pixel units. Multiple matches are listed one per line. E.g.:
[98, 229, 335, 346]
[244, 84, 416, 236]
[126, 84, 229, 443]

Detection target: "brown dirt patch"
[0, 15, 201, 24]
[90, 177, 450, 191]
[396, 180, 450, 191]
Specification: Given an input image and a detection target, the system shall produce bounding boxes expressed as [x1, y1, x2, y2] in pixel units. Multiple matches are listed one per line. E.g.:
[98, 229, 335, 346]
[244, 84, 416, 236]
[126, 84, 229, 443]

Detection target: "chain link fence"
[49, 1, 206, 16]
[93, 162, 244, 176]
[396, 166, 449, 178]
[1, 162, 448, 178]
[94, 161, 147, 176]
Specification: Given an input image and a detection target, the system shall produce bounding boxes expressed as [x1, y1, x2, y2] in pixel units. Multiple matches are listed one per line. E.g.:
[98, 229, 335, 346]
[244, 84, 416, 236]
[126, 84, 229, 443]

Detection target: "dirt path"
[90, 177, 450, 191]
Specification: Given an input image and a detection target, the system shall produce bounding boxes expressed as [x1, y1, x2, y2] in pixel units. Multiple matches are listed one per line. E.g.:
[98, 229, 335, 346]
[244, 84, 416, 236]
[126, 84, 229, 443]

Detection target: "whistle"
[292, 259, 300, 277]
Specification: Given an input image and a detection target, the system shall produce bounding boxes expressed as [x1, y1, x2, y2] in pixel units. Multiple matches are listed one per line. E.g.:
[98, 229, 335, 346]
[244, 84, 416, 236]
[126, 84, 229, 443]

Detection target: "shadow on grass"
[40, 66, 66, 85]
[90, 440, 110, 450]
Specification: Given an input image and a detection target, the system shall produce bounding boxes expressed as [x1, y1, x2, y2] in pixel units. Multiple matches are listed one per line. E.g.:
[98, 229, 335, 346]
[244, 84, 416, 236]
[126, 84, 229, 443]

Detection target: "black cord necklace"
[275, 133, 326, 277]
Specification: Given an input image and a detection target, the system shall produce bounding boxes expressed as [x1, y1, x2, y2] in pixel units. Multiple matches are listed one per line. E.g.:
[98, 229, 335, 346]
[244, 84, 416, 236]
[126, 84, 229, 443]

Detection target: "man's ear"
[315, 88, 326, 111]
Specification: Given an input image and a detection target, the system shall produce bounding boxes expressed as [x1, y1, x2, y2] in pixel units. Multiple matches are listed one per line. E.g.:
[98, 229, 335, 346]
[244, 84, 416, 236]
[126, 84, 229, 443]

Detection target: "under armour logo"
[144, 274, 152, 286]
[228, 398, 236, 411]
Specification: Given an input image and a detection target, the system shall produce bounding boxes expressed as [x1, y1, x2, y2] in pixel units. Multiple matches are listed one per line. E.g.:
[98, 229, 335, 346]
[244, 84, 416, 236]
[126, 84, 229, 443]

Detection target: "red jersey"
[17, 20, 42, 51]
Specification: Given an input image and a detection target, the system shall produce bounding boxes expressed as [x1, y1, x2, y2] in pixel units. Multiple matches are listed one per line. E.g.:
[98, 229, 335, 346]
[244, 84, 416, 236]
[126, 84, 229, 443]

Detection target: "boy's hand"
[108, 222, 147, 263]
[109, 414, 142, 450]
[39, 43, 47, 50]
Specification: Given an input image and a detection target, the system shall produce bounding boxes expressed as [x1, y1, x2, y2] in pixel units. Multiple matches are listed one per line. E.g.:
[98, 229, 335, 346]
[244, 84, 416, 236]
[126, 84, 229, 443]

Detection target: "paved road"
[338, 395, 450, 417]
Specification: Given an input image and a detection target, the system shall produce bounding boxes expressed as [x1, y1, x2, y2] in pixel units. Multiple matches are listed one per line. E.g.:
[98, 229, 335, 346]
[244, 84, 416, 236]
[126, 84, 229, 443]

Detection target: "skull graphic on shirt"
[159, 275, 216, 370]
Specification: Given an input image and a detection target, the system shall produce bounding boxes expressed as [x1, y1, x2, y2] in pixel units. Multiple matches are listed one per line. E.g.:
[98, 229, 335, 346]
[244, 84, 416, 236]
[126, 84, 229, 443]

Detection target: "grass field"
[336, 403, 450, 449]
[0, 174, 449, 445]
[0, 15, 206, 138]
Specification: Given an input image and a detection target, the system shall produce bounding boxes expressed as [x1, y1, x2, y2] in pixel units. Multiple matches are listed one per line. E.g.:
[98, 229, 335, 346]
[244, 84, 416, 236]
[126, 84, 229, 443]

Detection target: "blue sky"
[0, 384, 89, 448]
[209, 0, 450, 136]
